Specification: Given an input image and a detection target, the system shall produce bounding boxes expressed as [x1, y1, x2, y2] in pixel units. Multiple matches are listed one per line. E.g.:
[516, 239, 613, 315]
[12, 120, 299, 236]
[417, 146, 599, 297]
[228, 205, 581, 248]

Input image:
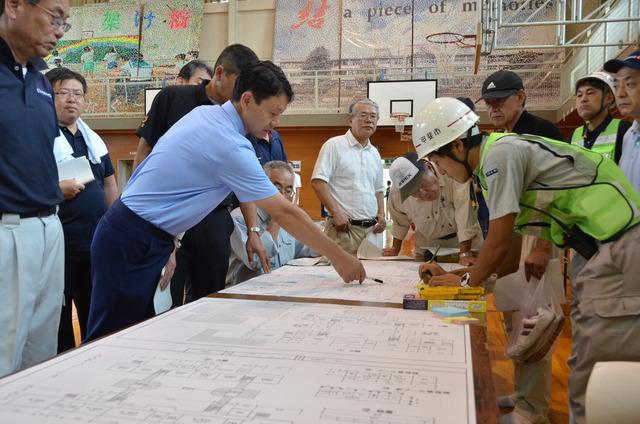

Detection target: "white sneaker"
[506, 307, 564, 363]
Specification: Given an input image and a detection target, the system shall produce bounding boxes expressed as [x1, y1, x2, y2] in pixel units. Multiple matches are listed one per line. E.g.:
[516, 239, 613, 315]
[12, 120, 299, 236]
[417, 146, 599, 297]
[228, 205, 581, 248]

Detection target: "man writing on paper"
[226, 161, 318, 285]
[383, 152, 482, 263]
[46, 67, 118, 352]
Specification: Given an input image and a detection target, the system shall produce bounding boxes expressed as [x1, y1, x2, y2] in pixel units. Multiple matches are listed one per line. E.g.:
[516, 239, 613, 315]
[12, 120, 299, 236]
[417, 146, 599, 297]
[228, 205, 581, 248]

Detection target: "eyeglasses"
[31, 1, 71, 33]
[55, 90, 85, 99]
[356, 112, 379, 121]
[274, 184, 294, 198]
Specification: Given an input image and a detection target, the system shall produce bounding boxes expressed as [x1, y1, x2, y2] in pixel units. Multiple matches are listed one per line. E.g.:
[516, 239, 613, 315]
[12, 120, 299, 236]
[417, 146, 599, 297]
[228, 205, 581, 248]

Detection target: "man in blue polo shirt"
[0, 0, 70, 377]
[86, 61, 367, 340]
[248, 129, 288, 165]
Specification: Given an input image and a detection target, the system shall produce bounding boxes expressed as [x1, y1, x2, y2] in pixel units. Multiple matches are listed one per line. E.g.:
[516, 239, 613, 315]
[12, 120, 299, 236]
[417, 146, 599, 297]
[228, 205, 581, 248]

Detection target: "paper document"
[223, 260, 423, 304]
[56, 156, 95, 184]
[286, 257, 325, 266]
[357, 231, 415, 261]
[420, 246, 460, 257]
[153, 268, 172, 314]
[153, 283, 172, 314]
[0, 298, 478, 424]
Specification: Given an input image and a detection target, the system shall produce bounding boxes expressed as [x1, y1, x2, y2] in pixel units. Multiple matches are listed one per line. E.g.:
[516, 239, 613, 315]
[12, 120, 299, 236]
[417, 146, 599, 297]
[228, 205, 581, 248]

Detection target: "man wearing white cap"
[383, 152, 482, 262]
[416, 97, 640, 424]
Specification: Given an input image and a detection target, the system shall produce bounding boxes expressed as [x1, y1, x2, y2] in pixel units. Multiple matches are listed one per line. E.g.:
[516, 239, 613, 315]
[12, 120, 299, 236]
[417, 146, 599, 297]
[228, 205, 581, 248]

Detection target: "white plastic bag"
[505, 273, 565, 363]
[494, 258, 565, 312]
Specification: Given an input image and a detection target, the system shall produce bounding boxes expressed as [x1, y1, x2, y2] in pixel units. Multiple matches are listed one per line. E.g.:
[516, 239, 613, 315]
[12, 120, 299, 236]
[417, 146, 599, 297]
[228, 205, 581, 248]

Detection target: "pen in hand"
[366, 277, 384, 284]
[421, 246, 441, 281]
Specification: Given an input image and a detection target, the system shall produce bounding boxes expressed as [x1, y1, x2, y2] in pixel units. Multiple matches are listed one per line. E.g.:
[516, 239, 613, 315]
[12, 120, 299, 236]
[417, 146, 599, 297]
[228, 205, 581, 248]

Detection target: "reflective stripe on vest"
[570, 118, 621, 159]
[478, 132, 640, 246]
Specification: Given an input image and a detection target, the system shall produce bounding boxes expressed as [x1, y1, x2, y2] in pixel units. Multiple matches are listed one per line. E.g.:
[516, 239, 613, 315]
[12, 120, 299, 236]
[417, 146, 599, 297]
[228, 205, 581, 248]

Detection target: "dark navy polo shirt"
[136, 79, 243, 209]
[136, 79, 213, 147]
[247, 129, 288, 165]
[58, 127, 114, 251]
[513, 110, 565, 141]
[0, 37, 63, 214]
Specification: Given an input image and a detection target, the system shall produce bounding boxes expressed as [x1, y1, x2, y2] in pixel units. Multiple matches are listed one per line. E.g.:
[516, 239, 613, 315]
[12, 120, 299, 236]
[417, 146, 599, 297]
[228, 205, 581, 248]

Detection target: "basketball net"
[390, 112, 410, 133]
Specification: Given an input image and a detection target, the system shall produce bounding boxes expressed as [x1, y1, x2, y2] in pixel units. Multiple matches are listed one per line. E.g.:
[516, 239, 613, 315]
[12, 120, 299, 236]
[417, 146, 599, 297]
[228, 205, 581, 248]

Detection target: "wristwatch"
[460, 272, 471, 287]
[247, 226, 262, 235]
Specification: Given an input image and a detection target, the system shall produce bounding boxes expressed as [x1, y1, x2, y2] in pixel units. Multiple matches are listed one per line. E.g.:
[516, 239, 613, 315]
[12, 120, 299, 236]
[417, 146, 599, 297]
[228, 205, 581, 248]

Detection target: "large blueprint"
[0, 298, 477, 423]
[222, 260, 462, 304]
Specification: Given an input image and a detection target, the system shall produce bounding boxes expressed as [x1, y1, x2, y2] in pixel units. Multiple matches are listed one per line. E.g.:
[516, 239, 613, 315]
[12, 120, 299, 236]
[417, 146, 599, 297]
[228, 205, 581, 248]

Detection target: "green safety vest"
[570, 118, 622, 160]
[477, 132, 640, 247]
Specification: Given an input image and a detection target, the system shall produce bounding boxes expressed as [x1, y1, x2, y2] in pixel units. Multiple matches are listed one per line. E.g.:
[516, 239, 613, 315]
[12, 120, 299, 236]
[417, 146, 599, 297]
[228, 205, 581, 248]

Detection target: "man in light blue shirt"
[605, 51, 640, 192]
[227, 161, 318, 285]
[86, 62, 366, 341]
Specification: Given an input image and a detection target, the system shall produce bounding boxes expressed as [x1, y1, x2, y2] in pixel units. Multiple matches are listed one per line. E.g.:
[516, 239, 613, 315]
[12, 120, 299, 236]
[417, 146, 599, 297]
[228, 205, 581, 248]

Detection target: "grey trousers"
[0, 213, 64, 377]
[568, 224, 640, 424]
[504, 235, 562, 420]
[504, 311, 553, 420]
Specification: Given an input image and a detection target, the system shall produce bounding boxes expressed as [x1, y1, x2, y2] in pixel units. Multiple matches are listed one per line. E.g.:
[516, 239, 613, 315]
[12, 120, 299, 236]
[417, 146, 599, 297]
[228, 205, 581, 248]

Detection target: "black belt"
[349, 218, 377, 228]
[439, 232, 457, 240]
[2, 207, 57, 219]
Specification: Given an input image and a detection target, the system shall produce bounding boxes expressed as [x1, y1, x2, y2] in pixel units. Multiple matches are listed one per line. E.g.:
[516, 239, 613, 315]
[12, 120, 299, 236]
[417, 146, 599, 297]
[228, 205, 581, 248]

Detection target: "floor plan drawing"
[222, 260, 461, 304]
[0, 298, 477, 424]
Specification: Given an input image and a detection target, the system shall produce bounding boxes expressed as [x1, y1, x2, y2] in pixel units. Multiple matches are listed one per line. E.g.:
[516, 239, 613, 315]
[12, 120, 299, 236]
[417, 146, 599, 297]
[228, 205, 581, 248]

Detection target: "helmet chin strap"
[442, 127, 475, 180]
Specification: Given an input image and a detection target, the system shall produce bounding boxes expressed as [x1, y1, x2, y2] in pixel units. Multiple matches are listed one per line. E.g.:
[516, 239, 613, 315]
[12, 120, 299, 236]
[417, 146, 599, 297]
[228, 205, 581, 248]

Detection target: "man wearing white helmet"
[417, 97, 640, 424]
[572, 71, 630, 163]
[480, 69, 565, 424]
[383, 152, 482, 263]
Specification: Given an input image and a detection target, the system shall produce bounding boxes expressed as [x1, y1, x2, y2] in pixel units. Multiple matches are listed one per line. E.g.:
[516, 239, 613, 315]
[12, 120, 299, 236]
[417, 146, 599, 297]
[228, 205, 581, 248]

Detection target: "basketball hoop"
[425, 32, 477, 49]
[390, 112, 410, 133]
[425, 31, 481, 75]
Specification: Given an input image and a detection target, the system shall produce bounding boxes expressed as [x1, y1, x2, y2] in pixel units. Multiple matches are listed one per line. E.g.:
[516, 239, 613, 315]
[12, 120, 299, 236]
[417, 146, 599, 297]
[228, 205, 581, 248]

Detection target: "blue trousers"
[85, 199, 173, 341]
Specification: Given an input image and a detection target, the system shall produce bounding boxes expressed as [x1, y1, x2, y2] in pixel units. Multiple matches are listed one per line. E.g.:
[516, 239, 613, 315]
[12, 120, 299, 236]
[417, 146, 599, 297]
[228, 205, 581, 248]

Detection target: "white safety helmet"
[575, 71, 615, 94]
[412, 97, 480, 159]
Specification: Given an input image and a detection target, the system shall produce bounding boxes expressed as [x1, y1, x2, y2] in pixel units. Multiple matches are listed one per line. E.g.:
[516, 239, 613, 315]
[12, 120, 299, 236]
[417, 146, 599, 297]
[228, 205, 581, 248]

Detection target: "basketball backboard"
[367, 80, 437, 127]
[144, 88, 162, 115]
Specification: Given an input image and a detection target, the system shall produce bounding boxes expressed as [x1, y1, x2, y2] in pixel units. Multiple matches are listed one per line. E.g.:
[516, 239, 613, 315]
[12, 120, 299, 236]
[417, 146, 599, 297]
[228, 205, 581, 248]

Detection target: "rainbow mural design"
[46, 35, 140, 63]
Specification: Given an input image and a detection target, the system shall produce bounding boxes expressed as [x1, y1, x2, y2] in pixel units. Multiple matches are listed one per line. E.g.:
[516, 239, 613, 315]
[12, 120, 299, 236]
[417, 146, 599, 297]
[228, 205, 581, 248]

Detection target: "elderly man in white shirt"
[383, 153, 483, 263]
[227, 161, 318, 285]
[311, 99, 386, 255]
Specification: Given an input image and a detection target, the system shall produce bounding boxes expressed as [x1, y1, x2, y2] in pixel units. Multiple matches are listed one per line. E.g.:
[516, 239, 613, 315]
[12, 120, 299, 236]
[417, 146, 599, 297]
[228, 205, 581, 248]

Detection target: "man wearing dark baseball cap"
[604, 50, 640, 192]
[479, 69, 563, 140]
[479, 69, 525, 100]
[384, 153, 482, 262]
[603, 49, 640, 72]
